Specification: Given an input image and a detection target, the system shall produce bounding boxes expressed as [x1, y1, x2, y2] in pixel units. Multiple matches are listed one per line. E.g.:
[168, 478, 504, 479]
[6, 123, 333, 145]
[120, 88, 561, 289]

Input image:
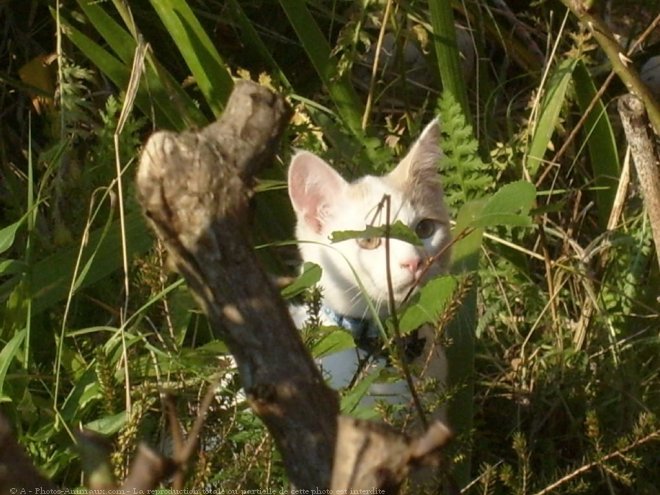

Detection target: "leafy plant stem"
[147, 0, 233, 116]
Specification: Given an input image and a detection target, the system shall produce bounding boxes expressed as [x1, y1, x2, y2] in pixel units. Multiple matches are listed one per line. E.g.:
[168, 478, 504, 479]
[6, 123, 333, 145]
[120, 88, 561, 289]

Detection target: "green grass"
[0, 1, 658, 493]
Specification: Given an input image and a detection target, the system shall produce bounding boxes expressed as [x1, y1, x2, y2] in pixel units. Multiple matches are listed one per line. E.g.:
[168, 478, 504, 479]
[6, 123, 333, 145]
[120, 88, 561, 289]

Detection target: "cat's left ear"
[288, 151, 348, 234]
[388, 118, 442, 187]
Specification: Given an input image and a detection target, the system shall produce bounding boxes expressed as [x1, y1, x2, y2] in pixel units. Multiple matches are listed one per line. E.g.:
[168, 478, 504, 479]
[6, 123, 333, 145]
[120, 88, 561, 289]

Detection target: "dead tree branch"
[0, 414, 58, 495]
[136, 80, 339, 488]
[618, 94, 660, 271]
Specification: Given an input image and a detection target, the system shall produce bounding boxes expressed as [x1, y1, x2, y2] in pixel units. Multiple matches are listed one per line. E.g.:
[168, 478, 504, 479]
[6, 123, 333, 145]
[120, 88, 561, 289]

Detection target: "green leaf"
[467, 181, 536, 228]
[0, 329, 27, 402]
[76, 0, 135, 62]
[279, 0, 364, 138]
[148, 0, 234, 116]
[61, 370, 102, 421]
[281, 262, 322, 299]
[340, 371, 382, 417]
[85, 411, 127, 435]
[60, 16, 180, 130]
[397, 276, 458, 334]
[0, 220, 22, 255]
[330, 221, 422, 246]
[429, 0, 470, 119]
[311, 327, 355, 359]
[0, 212, 153, 316]
[0, 260, 27, 277]
[527, 57, 577, 175]
[60, 9, 204, 130]
[451, 199, 486, 273]
[573, 60, 620, 229]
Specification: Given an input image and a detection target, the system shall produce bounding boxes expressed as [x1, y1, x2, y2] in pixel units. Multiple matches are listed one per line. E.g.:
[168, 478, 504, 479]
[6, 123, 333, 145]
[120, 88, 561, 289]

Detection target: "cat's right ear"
[288, 151, 347, 234]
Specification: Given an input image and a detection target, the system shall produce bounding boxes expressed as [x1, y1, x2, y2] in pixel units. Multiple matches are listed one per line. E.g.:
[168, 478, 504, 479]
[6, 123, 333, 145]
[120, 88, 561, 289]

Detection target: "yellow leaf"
[18, 54, 56, 114]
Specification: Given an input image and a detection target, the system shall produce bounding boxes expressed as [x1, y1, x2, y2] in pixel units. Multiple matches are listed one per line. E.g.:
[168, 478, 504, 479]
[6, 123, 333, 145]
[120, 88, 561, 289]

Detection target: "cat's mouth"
[391, 278, 420, 300]
[390, 269, 428, 302]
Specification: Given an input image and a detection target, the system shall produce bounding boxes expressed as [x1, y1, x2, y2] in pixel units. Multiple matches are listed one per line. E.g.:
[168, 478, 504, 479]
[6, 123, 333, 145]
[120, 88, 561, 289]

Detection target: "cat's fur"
[288, 119, 451, 407]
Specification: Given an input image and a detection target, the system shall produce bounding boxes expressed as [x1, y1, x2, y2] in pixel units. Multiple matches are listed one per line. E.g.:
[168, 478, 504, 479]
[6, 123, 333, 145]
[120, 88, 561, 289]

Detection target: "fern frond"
[437, 91, 492, 211]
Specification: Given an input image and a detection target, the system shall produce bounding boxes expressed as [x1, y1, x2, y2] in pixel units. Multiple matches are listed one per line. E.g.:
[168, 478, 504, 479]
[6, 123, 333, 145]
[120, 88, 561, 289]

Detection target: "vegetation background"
[0, 0, 658, 493]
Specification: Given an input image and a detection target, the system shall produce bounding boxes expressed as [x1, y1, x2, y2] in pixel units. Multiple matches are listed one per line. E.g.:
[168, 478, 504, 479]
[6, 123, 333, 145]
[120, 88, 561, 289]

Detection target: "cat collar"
[321, 306, 382, 355]
[321, 306, 426, 362]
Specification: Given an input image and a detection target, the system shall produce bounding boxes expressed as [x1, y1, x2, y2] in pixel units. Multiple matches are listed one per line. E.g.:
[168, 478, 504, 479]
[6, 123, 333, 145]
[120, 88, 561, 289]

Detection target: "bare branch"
[618, 94, 660, 270]
[137, 80, 339, 488]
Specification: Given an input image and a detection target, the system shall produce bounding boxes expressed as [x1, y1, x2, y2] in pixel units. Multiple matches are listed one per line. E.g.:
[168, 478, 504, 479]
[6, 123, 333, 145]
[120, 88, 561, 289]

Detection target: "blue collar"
[321, 306, 426, 362]
[322, 306, 382, 351]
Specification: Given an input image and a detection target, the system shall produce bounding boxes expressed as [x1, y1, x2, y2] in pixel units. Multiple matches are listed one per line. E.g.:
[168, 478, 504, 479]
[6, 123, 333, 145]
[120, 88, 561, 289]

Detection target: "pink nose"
[400, 257, 422, 274]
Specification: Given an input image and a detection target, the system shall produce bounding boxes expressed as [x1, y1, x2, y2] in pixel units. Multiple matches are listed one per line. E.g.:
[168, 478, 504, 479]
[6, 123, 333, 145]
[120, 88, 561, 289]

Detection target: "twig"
[531, 429, 660, 495]
[383, 194, 428, 429]
[119, 445, 175, 493]
[166, 380, 220, 491]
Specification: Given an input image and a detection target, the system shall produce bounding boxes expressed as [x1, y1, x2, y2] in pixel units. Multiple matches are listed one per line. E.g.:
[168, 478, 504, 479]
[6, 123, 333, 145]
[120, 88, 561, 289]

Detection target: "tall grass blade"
[0, 212, 153, 316]
[69, 3, 206, 129]
[24, 115, 36, 370]
[59, 16, 186, 129]
[279, 0, 364, 137]
[445, 200, 484, 486]
[428, 0, 470, 119]
[148, 0, 234, 116]
[527, 57, 577, 176]
[573, 60, 620, 229]
[0, 329, 26, 402]
[227, 0, 292, 90]
[76, 0, 134, 62]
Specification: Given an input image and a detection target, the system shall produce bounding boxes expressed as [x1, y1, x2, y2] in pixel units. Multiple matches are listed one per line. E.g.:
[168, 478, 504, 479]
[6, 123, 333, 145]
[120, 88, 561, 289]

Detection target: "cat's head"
[288, 119, 451, 319]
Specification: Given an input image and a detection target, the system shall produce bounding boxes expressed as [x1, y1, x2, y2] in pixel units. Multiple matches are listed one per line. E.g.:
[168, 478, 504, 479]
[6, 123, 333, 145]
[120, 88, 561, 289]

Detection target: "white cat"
[288, 119, 452, 412]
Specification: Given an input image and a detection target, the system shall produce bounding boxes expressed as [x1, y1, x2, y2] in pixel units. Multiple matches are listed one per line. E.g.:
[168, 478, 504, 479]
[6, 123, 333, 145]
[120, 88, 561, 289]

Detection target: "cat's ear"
[288, 151, 347, 233]
[388, 118, 442, 187]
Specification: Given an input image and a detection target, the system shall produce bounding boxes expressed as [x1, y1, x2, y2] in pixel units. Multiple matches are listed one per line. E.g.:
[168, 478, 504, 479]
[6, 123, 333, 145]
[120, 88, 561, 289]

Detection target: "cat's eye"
[415, 219, 437, 239]
[357, 237, 382, 250]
